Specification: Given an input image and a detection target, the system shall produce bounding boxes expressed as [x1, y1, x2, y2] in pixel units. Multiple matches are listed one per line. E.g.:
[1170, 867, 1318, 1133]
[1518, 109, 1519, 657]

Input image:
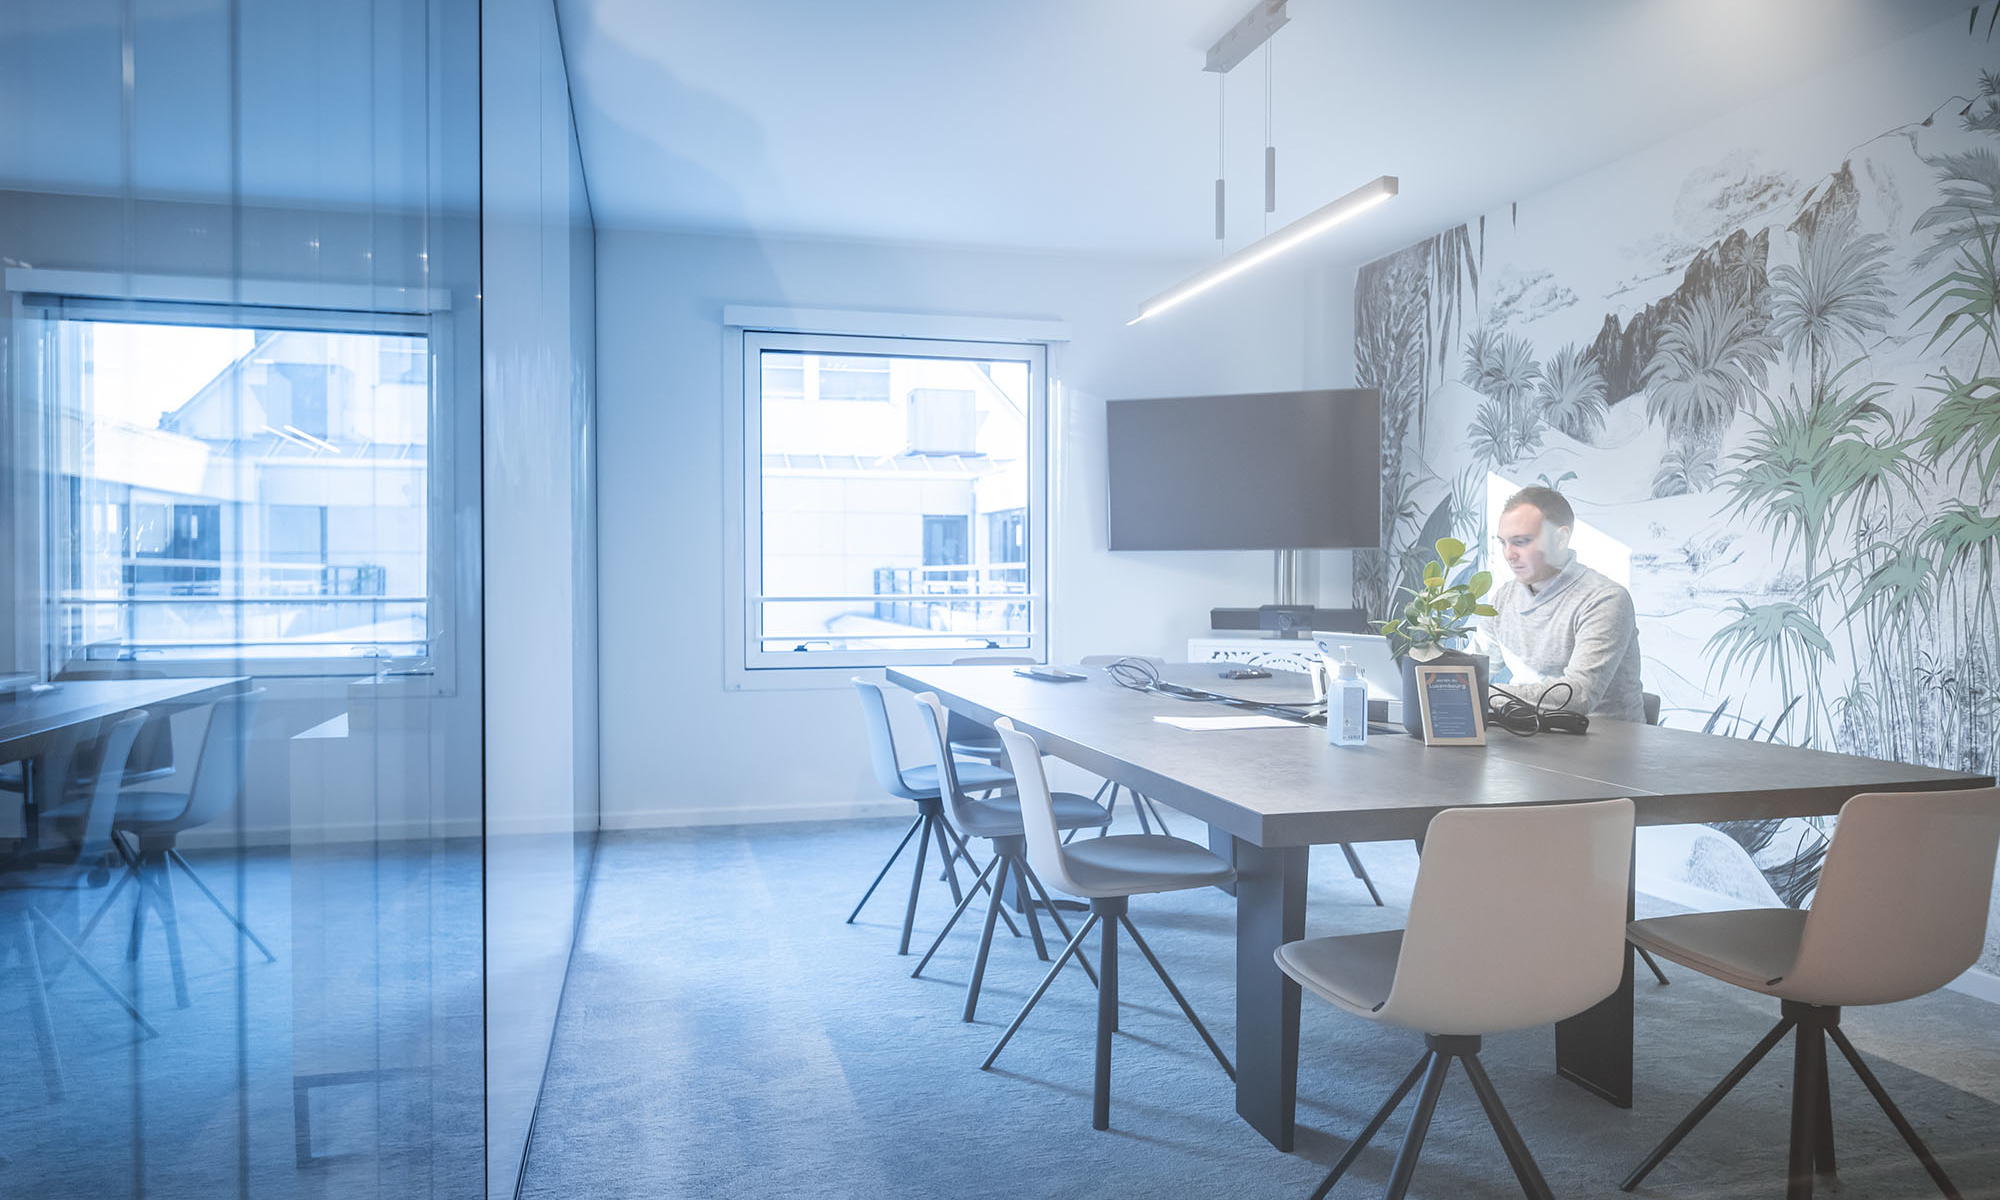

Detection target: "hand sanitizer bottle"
[1329, 646, 1369, 747]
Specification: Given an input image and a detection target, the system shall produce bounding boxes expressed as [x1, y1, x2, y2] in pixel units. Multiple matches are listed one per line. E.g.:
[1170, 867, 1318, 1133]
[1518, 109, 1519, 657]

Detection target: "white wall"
[596, 228, 1354, 827]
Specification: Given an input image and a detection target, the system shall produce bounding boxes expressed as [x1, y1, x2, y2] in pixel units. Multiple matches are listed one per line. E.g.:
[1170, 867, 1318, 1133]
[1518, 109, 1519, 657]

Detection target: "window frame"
[12, 285, 453, 680]
[722, 309, 1066, 688]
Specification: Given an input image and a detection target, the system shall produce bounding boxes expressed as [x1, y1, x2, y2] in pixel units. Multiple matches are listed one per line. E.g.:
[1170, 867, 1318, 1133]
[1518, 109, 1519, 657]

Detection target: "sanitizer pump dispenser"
[1329, 647, 1369, 747]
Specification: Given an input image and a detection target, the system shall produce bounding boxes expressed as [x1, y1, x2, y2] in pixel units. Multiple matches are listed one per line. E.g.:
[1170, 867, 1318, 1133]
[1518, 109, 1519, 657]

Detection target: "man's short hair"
[1501, 486, 1575, 529]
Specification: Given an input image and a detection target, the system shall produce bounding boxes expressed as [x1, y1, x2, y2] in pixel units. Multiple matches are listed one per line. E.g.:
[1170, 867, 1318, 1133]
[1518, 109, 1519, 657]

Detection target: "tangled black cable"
[1102, 657, 1327, 725]
[1485, 682, 1590, 737]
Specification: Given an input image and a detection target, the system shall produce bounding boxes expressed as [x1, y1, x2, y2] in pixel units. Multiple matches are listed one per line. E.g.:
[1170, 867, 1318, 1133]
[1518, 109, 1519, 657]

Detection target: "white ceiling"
[555, 0, 1966, 264]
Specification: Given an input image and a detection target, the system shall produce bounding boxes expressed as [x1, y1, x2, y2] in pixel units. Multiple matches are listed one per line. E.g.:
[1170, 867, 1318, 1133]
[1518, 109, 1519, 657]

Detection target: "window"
[733, 326, 1050, 674]
[32, 306, 435, 665]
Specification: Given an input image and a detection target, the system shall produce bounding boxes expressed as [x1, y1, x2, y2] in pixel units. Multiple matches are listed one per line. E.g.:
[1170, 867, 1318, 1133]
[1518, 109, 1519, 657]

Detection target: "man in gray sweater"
[1472, 487, 1646, 723]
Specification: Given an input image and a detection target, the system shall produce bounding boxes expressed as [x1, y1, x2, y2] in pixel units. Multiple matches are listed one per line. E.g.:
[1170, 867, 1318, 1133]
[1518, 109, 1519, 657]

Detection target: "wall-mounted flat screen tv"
[1105, 388, 1381, 551]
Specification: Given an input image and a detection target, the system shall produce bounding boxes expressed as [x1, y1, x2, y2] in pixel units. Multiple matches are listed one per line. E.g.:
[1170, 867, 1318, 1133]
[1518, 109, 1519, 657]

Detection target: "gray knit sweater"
[1471, 559, 1646, 723]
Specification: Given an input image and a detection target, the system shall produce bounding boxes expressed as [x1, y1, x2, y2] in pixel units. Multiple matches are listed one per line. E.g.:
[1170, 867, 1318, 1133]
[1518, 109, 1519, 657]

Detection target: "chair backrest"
[64, 712, 148, 871]
[851, 678, 924, 801]
[1783, 787, 2000, 1006]
[1383, 798, 1634, 1036]
[910, 691, 994, 836]
[992, 719, 1087, 897]
[945, 658, 1033, 743]
[168, 690, 263, 831]
[1642, 691, 1662, 726]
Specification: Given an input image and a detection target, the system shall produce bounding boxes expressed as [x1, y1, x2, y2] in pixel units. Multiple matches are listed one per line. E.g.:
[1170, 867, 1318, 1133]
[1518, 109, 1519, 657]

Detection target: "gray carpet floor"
[519, 816, 2000, 1200]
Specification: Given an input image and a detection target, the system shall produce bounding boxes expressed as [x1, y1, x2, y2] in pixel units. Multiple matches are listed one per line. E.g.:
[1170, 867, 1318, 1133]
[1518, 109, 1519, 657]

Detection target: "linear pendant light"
[1129, 174, 1398, 325]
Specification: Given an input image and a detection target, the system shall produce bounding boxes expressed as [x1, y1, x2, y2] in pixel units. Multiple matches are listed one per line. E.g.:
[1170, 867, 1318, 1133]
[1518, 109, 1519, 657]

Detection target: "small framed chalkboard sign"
[1415, 663, 1486, 746]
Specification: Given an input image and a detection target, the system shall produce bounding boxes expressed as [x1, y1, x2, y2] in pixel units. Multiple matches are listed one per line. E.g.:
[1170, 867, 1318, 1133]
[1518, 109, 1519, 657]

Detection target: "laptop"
[1310, 631, 1402, 723]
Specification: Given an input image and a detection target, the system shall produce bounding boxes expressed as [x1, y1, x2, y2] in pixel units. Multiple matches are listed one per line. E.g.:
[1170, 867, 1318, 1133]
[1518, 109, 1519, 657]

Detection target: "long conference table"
[887, 663, 1995, 1152]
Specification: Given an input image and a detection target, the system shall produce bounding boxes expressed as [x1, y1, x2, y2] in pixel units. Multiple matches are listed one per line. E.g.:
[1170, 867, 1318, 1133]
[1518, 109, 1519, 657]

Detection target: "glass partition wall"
[0, 2, 597, 1197]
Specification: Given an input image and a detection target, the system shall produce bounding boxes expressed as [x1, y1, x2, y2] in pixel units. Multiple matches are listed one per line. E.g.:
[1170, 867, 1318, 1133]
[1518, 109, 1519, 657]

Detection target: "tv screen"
[1105, 388, 1381, 551]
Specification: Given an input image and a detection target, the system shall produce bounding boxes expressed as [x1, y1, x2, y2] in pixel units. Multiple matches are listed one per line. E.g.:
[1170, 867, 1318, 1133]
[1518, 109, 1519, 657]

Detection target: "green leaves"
[1370, 540, 1492, 659]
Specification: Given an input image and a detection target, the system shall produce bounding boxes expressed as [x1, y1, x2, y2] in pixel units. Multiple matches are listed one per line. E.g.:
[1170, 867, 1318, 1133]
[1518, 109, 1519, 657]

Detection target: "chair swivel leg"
[897, 809, 936, 956]
[1635, 944, 1671, 985]
[1622, 1013, 1798, 1190]
[913, 853, 1008, 977]
[1308, 1054, 1430, 1200]
[1117, 913, 1232, 1077]
[963, 857, 1012, 1022]
[18, 911, 64, 1103]
[1383, 1045, 1454, 1200]
[28, 908, 156, 1037]
[928, 818, 965, 906]
[982, 913, 1100, 1069]
[167, 848, 275, 962]
[1092, 898, 1118, 1129]
[1825, 1023, 1964, 1200]
[1338, 843, 1384, 907]
[123, 845, 191, 1009]
[1460, 1051, 1554, 1200]
[847, 812, 925, 924]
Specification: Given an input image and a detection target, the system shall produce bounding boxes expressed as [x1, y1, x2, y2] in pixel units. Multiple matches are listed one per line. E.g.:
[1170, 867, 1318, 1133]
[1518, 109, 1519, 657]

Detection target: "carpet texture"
[518, 818, 2000, 1200]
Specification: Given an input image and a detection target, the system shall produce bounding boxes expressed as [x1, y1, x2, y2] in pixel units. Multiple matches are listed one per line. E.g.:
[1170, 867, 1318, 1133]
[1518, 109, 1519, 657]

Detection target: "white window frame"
[7, 270, 455, 680]
[722, 307, 1067, 689]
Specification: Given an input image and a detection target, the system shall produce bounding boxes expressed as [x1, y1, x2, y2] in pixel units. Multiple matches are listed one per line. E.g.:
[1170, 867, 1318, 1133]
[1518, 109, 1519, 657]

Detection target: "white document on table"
[1151, 714, 1302, 731]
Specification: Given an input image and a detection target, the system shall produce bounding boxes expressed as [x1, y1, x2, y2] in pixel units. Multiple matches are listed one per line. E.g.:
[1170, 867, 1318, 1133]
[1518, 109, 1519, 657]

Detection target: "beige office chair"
[1279, 798, 1635, 1200]
[983, 718, 1237, 1130]
[1620, 786, 2000, 1200]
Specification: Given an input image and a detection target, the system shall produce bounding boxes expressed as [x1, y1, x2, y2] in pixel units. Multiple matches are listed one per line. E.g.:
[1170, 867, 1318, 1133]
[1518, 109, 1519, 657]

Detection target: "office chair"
[908, 691, 1110, 1021]
[982, 718, 1237, 1130]
[1620, 786, 2000, 1200]
[1280, 798, 1635, 1200]
[849, 677, 1017, 954]
[78, 691, 274, 1010]
[944, 655, 1034, 764]
[3, 712, 158, 1102]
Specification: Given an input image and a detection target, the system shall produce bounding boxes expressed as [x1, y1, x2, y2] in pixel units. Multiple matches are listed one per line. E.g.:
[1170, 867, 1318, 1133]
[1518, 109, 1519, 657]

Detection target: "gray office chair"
[849, 678, 1017, 954]
[984, 718, 1237, 1130]
[1280, 798, 1635, 1200]
[908, 691, 1111, 1021]
[944, 655, 1034, 763]
[1621, 787, 2000, 1200]
[2, 712, 158, 1102]
[80, 691, 274, 1009]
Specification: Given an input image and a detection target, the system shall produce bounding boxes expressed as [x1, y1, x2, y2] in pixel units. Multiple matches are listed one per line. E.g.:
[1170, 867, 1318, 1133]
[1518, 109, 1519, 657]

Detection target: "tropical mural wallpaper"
[1352, 18, 2000, 972]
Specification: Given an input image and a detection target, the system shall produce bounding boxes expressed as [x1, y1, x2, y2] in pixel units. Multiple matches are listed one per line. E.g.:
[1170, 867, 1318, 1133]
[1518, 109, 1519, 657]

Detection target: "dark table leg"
[1233, 838, 1309, 1150]
[19, 758, 39, 851]
[1553, 857, 1635, 1106]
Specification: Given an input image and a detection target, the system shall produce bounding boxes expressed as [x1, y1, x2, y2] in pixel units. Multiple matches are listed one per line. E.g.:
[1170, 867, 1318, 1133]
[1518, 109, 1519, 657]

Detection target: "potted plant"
[1374, 537, 1496, 735]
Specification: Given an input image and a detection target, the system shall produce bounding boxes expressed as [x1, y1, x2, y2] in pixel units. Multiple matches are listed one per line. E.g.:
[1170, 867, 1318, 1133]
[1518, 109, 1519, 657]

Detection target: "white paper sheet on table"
[1151, 714, 1302, 731]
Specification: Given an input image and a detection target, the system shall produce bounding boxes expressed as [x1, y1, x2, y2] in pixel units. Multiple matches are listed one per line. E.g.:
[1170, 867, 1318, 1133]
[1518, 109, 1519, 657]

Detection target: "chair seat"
[1275, 929, 1404, 1021]
[955, 791, 1109, 840]
[1627, 908, 1806, 998]
[110, 787, 195, 834]
[1056, 833, 1234, 898]
[898, 759, 1012, 797]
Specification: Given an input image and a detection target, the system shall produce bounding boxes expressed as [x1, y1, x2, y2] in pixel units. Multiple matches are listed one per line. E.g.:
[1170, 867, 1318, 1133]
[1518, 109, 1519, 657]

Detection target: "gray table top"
[887, 664, 1994, 846]
[0, 676, 249, 760]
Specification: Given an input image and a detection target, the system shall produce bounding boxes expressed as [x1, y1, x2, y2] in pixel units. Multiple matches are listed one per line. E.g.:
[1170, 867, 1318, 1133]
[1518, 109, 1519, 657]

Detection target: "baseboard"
[600, 799, 913, 830]
[1945, 966, 2000, 1006]
[174, 816, 486, 850]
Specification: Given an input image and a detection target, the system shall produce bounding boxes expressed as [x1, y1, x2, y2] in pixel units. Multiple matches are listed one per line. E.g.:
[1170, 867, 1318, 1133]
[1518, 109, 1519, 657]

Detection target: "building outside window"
[735, 328, 1049, 672]
[34, 311, 433, 666]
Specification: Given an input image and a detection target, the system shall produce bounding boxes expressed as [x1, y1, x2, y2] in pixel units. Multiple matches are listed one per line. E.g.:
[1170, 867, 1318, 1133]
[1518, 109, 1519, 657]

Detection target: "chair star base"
[1305, 1034, 1552, 1200]
[981, 894, 1234, 1132]
[1621, 999, 1964, 1200]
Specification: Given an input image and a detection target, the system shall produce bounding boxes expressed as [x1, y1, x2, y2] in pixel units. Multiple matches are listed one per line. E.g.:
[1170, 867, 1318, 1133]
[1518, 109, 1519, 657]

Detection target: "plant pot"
[1400, 650, 1491, 736]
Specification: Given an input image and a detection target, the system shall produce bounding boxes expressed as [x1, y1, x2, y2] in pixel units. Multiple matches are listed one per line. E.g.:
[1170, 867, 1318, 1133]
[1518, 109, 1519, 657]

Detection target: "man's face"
[1496, 504, 1566, 586]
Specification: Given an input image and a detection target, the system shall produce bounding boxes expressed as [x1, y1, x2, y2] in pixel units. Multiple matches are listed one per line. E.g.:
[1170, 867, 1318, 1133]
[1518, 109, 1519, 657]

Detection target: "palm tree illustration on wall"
[1642, 292, 1779, 496]
[1537, 344, 1609, 443]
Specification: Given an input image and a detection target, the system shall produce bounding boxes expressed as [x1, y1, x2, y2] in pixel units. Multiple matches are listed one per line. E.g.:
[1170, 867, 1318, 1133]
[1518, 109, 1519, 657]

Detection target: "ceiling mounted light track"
[1134, 1, 1396, 325]
[1129, 175, 1398, 326]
